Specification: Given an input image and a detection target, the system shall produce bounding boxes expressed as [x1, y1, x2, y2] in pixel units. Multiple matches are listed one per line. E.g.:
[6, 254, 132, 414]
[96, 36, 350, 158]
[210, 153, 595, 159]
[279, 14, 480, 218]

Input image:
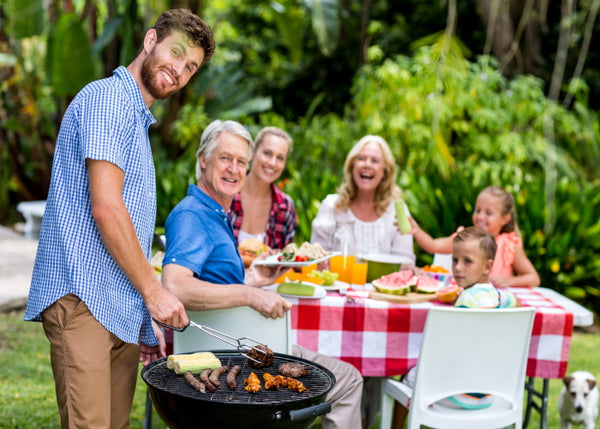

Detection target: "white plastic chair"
[379, 306, 535, 429]
[432, 253, 452, 272]
[174, 306, 292, 354]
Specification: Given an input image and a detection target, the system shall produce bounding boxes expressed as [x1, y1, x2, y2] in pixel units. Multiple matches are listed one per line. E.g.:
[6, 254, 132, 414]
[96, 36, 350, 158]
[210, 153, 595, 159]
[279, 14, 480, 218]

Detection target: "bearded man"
[24, 9, 215, 428]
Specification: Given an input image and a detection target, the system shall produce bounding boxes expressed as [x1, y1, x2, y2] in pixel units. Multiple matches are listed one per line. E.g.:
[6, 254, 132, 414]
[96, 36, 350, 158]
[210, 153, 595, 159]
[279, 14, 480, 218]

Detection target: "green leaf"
[91, 16, 124, 57]
[6, 0, 44, 39]
[51, 13, 97, 96]
[272, 1, 305, 64]
[305, 0, 340, 56]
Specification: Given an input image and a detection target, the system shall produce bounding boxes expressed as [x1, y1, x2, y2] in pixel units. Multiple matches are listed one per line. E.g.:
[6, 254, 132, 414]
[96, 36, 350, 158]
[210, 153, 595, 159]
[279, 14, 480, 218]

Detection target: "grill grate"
[143, 350, 335, 404]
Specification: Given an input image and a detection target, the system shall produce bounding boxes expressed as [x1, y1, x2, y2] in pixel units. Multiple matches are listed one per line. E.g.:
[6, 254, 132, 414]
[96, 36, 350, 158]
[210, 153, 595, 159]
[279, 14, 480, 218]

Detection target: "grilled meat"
[183, 371, 206, 393]
[247, 344, 274, 369]
[226, 365, 242, 389]
[244, 371, 262, 393]
[278, 362, 307, 378]
[208, 365, 229, 388]
[200, 368, 217, 392]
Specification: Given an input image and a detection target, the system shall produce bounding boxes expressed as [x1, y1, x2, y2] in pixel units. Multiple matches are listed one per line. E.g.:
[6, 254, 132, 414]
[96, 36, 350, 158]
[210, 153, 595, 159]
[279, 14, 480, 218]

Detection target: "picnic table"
[288, 285, 593, 428]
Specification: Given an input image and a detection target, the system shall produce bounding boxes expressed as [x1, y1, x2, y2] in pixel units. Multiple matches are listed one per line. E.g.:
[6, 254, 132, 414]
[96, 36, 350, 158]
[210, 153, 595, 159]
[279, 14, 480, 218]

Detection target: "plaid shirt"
[229, 183, 297, 250]
[25, 66, 158, 346]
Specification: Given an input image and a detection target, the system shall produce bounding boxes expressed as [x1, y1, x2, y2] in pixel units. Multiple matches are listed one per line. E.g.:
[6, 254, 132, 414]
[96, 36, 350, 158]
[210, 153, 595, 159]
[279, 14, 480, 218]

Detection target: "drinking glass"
[350, 258, 368, 288]
[330, 254, 355, 283]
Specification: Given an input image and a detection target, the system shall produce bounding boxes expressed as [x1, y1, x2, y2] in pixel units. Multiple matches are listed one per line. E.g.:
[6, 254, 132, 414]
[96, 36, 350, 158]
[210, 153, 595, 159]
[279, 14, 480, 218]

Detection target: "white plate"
[263, 283, 327, 299]
[254, 252, 341, 267]
[321, 280, 350, 291]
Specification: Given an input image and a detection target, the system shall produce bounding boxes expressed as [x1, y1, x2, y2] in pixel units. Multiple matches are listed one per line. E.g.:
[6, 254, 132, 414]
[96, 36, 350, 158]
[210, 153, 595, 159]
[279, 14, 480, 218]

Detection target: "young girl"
[410, 186, 540, 287]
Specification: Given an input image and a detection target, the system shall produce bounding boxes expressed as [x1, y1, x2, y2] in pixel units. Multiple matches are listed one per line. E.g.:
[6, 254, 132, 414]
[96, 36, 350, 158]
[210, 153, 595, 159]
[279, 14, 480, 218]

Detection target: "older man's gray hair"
[195, 120, 254, 181]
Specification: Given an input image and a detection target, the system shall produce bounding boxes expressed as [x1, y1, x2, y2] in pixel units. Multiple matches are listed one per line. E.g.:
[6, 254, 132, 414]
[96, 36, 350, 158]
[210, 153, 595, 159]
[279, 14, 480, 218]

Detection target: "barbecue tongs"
[153, 319, 268, 363]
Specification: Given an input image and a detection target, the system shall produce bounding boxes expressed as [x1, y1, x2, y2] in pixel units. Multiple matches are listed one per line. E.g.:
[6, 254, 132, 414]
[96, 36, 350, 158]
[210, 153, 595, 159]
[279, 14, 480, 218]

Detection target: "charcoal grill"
[142, 350, 336, 429]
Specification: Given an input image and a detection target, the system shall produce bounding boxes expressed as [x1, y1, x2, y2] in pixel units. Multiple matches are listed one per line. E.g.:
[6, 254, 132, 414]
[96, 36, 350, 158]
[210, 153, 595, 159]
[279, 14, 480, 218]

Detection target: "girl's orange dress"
[490, 232, 521, 278]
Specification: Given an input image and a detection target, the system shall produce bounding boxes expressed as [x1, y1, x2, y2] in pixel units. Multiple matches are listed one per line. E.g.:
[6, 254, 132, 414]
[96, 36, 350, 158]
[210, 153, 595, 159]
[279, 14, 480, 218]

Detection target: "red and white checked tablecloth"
[289, 287, 573, 379]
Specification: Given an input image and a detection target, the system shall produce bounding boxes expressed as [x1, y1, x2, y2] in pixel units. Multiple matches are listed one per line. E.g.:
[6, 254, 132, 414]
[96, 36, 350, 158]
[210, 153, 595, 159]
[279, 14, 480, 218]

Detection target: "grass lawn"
[1, 308, 597, 428]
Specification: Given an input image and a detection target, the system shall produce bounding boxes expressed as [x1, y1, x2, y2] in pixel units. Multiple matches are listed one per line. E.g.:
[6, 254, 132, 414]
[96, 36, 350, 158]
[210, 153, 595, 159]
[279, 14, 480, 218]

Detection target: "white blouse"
[310, 194, 415, 264]
[238, 230, 267, 244]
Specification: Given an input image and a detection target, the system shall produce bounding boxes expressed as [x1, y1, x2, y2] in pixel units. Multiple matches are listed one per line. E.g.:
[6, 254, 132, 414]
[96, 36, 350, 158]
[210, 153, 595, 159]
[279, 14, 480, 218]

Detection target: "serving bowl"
[424, 271, 452, 286]
[360, 253, 406, 283]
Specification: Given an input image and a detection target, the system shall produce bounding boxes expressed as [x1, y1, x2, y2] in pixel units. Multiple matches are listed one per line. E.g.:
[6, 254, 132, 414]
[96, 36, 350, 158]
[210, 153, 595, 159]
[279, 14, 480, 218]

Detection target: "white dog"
[559, 370, 598, 429]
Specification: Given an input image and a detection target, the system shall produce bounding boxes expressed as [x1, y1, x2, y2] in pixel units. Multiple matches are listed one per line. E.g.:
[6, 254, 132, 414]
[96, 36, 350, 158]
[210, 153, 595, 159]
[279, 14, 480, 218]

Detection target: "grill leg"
[144, 388, 153, 429]
[523, 377, 549, 429]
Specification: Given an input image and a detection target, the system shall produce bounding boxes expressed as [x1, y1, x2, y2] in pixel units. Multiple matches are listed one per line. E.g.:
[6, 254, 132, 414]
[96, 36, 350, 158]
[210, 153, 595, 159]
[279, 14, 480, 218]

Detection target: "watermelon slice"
[372, 270, 414, 295]
[415, 273, 444, 293]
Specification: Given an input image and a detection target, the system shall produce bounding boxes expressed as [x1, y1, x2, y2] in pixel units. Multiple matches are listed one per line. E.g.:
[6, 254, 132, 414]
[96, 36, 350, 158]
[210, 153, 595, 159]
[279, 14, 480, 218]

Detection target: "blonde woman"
[311, 135, 415, 263]
[229, 126, 297, 250]
[310, 134, 415, 428]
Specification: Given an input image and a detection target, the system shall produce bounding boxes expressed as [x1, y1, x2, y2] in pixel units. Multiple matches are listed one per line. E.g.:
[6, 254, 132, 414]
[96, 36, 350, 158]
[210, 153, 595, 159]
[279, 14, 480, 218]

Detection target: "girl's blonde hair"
[335, 135, 401, 216]
[479, 186, 520, 236]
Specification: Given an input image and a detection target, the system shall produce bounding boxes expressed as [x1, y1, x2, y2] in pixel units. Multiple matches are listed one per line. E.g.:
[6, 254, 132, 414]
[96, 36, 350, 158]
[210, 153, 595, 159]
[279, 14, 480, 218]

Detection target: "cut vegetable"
[395, 197, 412, 234]
[168, 352, 222, 375]
[277, 282, 315, 296]
[166, 351, 217, 369]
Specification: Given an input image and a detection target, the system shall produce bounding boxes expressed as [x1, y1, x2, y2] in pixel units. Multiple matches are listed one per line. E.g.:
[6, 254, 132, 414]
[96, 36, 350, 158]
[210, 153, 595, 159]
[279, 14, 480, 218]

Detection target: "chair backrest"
[432, 252, 452, 272]
[173, 306, 292, 354]
[409, 306, 535, 429]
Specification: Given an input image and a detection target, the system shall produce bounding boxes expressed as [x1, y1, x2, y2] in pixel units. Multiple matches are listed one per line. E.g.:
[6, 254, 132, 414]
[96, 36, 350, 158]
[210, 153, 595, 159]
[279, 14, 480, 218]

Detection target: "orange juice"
[275, 269, 294, 283]
[330, 255, 355, 283]
[351, 261, 368, 286]
[301, 263, 318, 275]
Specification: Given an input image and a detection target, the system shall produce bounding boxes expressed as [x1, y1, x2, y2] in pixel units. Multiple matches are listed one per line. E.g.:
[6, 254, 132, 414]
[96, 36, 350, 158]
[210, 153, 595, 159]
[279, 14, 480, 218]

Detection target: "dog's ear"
[563, 376, 574, 387]
[587, 378, 597, 390]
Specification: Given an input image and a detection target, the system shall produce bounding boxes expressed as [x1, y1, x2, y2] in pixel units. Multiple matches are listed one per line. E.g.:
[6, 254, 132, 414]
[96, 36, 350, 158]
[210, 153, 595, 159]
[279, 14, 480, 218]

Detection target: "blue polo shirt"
[25, 66, 158, 346]
[164, 185, 245, 283]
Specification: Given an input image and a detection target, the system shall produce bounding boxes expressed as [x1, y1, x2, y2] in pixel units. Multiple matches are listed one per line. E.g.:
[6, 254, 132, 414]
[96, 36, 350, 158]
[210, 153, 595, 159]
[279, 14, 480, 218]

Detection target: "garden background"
[1, 0, 599, 314]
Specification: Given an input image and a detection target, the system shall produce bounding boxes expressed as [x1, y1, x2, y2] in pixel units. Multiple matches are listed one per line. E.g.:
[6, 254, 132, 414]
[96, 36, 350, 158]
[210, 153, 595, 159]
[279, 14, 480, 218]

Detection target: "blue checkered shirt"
[25, 66, 158, 345]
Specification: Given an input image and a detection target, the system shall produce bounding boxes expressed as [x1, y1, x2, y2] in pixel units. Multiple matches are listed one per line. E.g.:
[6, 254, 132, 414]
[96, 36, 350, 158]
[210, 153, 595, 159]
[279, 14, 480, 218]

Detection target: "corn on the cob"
[168, 352, 222, 375]
[166, 351, 217, 369]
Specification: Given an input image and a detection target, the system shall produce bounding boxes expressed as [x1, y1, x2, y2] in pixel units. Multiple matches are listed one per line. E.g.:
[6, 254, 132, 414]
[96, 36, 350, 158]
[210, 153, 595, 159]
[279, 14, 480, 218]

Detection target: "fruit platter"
[369, 269, 459, 304]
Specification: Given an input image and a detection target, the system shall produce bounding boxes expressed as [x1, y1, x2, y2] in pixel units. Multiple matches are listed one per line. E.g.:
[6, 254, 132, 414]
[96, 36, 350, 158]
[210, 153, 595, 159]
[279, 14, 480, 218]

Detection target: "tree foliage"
[1, 0, 599, 313]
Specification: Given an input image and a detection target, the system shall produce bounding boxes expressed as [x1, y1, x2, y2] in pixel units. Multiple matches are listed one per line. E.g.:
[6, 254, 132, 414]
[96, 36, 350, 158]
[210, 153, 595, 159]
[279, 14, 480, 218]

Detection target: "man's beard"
[140, 49, 179, 100]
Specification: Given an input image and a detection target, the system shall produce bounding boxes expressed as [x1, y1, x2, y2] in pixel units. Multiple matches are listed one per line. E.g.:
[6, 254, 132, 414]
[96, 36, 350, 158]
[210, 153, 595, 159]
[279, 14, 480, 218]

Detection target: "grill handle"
[273, 402, 331, 422]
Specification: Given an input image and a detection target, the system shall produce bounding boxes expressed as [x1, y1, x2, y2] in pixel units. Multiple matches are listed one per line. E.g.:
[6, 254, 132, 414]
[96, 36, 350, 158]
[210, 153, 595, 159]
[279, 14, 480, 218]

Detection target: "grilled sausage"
[183, 371, 206, 393]
[208, 365, 229, 388]
[278, 363, 307, 378]
[199, 368, 217, 392]
[227, 365, 242, 389]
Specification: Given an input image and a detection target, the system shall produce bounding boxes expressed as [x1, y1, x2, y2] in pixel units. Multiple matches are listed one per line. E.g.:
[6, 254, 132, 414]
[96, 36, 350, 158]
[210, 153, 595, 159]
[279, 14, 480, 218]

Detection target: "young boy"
[398, 226, 519, 423]
[427, 226, 519, 411]
[453, 226, 519, 309]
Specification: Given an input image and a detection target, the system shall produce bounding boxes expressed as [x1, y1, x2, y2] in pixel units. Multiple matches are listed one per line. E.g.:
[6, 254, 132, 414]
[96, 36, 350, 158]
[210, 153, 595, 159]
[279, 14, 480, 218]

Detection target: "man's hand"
[248, 287, 292, 319]
[244, 262, 286, 287]
[139, 320, 168, 366]
[144, 284, 189, 330]
[139, 343, 160, 366]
